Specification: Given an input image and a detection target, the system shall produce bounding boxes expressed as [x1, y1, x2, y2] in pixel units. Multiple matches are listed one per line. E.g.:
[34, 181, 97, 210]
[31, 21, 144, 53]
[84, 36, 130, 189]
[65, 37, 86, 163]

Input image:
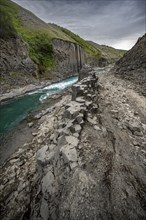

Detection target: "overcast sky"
[12, 0, 146, 50]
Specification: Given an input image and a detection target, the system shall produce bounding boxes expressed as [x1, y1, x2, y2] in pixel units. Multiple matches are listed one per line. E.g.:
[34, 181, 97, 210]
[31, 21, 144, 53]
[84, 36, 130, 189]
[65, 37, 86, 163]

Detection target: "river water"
[0, 76, 78, 134]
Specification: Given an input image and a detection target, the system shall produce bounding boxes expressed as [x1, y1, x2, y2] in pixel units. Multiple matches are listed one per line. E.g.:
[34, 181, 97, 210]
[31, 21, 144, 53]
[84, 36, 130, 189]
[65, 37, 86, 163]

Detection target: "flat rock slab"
[41, 171, 55, 195]
[61, 145, 78, 163]
[65, 136, 79, 147]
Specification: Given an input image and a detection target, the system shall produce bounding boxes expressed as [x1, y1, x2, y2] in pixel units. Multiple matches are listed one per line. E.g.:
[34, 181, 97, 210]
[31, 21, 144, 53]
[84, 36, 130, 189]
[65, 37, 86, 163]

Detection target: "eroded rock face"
[114, 34, 146, 96]
[0, 37, 37, 75]
[53, 39, 85, 77]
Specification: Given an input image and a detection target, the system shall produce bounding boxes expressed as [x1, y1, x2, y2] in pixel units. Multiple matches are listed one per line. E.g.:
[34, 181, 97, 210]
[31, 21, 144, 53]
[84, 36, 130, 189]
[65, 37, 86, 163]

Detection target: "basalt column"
[52, 39, 85, 78]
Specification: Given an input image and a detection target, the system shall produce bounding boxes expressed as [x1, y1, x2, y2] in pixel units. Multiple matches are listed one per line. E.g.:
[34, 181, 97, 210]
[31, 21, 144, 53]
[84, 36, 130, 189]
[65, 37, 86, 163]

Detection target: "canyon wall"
[114, 34, 146, 96]
[0, 38, 85, 78]
[53, 39, 85, 77]
[0, 37, 37, 75]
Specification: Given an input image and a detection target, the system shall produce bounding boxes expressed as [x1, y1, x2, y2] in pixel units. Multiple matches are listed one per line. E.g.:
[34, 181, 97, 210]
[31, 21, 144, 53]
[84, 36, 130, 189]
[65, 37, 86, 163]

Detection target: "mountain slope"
[87, 41, 126, 63]
[114, 34, 146, 96]
[0, 0, 104, 76]
[49, 24, 103, 63]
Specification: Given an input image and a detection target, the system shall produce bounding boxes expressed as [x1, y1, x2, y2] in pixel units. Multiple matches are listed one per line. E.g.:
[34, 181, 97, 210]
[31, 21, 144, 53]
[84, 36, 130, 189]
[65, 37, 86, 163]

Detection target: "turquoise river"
[0, 76, 78, 134]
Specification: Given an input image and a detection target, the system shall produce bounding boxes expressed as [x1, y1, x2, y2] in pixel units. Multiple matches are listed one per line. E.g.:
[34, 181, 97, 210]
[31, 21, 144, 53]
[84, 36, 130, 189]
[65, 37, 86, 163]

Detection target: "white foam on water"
[39, 76, 78, 102]
[28, 90, 42, 95]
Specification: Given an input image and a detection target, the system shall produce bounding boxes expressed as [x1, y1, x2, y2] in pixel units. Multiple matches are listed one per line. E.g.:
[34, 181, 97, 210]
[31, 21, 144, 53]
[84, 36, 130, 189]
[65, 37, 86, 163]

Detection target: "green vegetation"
[1, 0, 118, 74]
[52, 24, 103, 60]
[0, 0, 17, 38]
[0, 0, 54, 71]
[25, 33, 54, 72]
[87, 41, 126, 63]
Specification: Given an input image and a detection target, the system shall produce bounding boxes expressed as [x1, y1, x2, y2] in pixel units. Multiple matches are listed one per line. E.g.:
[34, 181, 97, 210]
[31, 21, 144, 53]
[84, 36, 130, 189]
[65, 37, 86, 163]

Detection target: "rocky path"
[0, 68, 146, 220]
[52, 70, 146, 220]
[79, 69, 146, 219]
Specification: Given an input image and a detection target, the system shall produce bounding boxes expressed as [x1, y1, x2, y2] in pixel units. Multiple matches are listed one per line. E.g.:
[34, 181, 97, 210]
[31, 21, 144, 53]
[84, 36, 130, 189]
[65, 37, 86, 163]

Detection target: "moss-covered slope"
[0, 0, 104, 72]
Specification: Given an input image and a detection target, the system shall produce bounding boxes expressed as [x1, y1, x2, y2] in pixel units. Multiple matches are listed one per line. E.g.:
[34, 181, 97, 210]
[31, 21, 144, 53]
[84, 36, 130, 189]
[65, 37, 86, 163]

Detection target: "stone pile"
[30, 71, 98, 220]
[0, 70, 98, 220]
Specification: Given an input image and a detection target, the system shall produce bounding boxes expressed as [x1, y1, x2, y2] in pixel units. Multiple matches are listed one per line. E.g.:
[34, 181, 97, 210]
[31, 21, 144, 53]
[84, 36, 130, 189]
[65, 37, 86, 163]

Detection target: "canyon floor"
[0, 67, 146, 220]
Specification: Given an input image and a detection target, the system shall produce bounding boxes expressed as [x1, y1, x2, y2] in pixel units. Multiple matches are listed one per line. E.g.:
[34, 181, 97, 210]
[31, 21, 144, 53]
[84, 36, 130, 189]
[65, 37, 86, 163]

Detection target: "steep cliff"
[50, 24, 105, 67]
[0, 37, 37, 75]
[0, 0, 104, 89]
[115, 34, 146, 71]
[114, 34, 146, 96]
[53, 39, 85, 77]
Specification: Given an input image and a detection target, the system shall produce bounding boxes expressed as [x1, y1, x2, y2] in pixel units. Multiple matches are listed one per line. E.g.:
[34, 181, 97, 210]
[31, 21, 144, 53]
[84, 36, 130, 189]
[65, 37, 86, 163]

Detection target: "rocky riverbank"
[0, 68, 98, 219]
[0, 67, 146, 220]
[0, 82, 47, 103]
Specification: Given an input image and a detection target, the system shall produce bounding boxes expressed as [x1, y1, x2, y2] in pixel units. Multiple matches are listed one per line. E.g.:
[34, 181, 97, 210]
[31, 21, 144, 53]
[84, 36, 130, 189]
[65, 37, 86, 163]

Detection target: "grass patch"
[0, 0, 55, 72]
[0, 0, 106, 73]
[49, 24, 104, 61]
[0, 0, 17, 38]
[59, 26, 103, 59]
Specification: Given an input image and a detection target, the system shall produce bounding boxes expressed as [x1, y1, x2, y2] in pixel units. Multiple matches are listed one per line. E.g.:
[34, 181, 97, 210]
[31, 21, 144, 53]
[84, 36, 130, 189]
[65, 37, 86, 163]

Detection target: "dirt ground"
[60, 69, 146, 219]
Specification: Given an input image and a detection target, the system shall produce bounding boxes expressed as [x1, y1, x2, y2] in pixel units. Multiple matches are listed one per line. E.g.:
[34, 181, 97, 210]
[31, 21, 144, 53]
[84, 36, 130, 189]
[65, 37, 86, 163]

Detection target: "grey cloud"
[12, 0, 146, 49]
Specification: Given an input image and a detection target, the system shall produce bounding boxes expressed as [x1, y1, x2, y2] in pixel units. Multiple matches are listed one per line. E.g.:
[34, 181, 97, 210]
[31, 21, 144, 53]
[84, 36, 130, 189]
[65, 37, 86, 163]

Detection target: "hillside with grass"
[49, 23, 103, 61]
[87, 41, 126, 63]
[0, 0, 105, 75]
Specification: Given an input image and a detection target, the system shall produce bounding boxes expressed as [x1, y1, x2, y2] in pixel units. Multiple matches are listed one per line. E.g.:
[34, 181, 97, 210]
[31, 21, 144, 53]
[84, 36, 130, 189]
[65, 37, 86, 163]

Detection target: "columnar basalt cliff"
[0, 0, 98, 90]
[0, 37, 85, 79]
[53, 39, 85, 77]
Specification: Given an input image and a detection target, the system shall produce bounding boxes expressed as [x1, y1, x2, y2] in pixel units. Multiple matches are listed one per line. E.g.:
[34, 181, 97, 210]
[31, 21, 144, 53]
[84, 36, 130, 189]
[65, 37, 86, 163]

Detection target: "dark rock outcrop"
[52, 39, 85, 77]
[0, 37, 37, 75]
[114, 34, 146, 96]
